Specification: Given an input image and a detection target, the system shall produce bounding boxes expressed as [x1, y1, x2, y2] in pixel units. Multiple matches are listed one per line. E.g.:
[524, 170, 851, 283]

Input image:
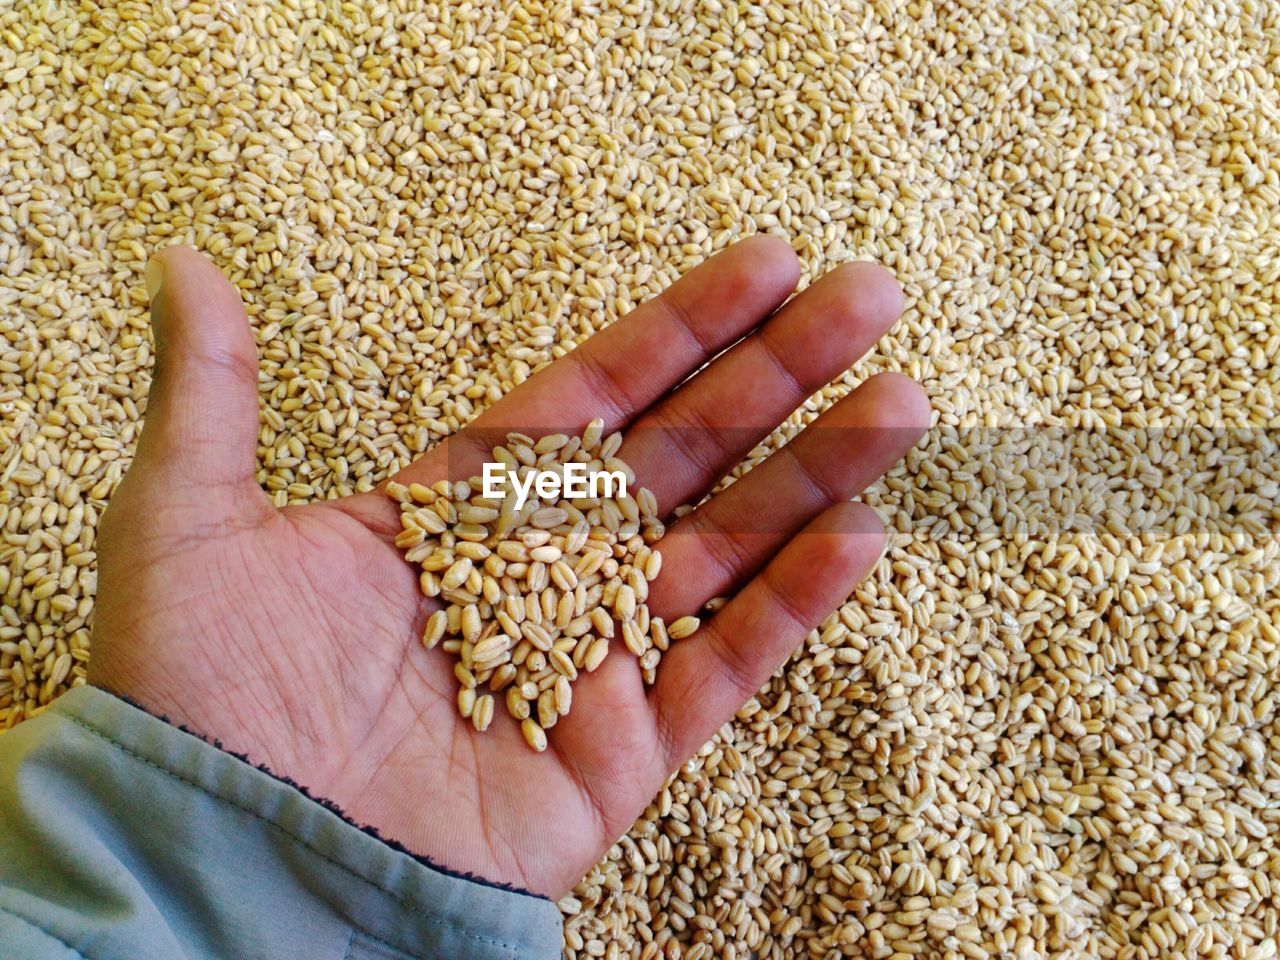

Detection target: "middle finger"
[619, 260, 905, 516]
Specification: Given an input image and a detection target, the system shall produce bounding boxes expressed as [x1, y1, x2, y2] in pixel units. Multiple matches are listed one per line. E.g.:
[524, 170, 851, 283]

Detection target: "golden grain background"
[2, 0, 1278, 957]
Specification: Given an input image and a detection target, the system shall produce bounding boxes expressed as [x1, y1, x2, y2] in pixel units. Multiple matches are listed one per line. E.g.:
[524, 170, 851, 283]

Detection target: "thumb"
[134, 246, 261, 493]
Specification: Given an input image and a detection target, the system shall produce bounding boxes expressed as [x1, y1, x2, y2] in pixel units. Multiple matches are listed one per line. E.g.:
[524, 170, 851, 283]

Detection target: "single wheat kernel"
[614, 585, 637, 622]
[549, 648, 578, 680]
[584, 639, 610, 673]
[505, 687, 530, 721]
[667, 616, 701, 640]
[521, 718, 548, 753]
[422, 611, 448, 650]
[651, 618, 670, 652]
[537, 689, 558, 728]
[472, 695, 494, 732]
[622, 621, 647, 657]
[555, 676, 572, 715]
[457, 687, 476, 720]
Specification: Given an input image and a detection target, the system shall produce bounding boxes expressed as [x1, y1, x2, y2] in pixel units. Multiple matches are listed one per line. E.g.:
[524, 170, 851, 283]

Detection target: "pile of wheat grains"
[2, 0, 1277, 957]
[389, 421, 693, 748]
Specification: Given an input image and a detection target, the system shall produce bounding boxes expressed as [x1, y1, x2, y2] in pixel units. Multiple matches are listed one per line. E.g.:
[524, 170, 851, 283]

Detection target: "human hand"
[90, 237, 929, 898]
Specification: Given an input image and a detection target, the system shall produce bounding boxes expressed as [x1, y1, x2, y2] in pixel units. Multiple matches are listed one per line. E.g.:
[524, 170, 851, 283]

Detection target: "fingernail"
[145, 257, 164, 303]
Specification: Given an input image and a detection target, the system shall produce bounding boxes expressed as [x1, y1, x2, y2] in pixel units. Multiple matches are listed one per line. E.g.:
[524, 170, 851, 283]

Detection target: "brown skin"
[90, 237, 929, 898]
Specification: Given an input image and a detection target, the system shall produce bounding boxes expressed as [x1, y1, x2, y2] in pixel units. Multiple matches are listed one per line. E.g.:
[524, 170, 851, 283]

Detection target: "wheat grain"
[666, 616, 701, 641]
[422, 611, 448, 651]
[521, 718, 548, 754]
[472, 695, 494, 733]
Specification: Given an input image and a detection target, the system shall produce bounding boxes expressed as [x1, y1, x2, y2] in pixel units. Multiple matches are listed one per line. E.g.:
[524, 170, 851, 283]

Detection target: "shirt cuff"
[0, 685, 563, 960]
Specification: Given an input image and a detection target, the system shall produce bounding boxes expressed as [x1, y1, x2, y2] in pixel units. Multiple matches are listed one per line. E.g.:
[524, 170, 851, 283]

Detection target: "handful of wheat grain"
[388, 418, 699, 750]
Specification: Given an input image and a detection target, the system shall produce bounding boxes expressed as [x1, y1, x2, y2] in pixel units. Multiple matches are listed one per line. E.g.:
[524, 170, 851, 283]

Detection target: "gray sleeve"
[0, 685, 563, 960]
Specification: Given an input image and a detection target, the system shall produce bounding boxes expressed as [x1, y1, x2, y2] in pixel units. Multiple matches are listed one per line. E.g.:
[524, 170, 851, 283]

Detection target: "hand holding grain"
[90, 237, 929, 897]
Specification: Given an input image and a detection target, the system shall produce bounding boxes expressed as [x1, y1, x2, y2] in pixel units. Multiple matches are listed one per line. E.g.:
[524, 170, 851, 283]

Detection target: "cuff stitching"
[58, 712, 527, 957]
[0, 904, 91, 959]
[347, 929, 444, 960]
[110, 690, 543, 900]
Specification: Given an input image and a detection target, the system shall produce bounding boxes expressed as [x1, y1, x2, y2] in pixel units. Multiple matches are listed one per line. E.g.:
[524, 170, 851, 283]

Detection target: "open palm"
[90, 238, 928, 898]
